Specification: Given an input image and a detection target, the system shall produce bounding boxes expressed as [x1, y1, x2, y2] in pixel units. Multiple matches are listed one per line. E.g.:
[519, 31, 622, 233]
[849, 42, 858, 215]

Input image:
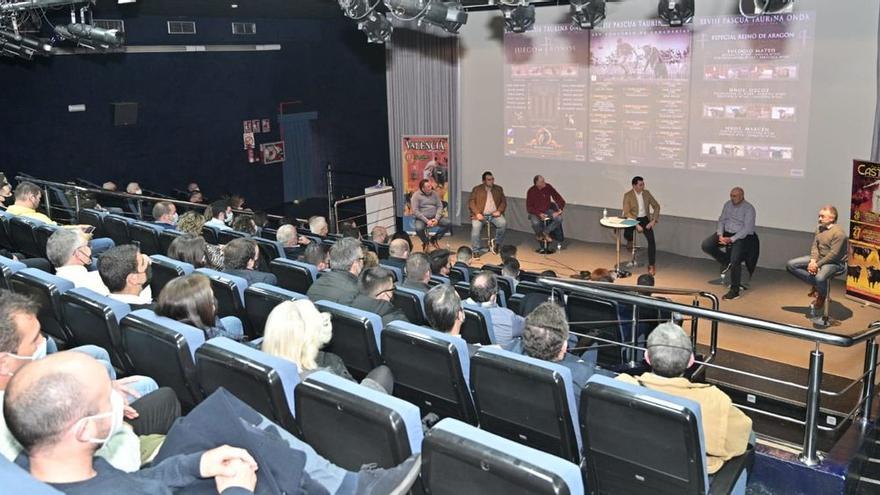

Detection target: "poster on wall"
[260, 141, 286, 164]
[401, 135, 450, 230]
[847, 159, 880, 306]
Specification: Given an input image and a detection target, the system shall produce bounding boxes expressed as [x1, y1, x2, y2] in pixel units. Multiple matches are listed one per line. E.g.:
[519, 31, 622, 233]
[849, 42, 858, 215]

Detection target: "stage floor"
[426, 228, 880, 379]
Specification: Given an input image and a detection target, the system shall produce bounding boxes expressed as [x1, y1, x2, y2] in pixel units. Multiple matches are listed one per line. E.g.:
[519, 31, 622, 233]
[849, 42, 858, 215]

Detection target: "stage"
[427, 228, 880, 380]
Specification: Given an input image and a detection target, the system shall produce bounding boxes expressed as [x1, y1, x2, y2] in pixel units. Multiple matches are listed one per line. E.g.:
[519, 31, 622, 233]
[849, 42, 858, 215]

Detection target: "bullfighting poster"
[401, 135, 450, 230]
[847, 159, 880, 305]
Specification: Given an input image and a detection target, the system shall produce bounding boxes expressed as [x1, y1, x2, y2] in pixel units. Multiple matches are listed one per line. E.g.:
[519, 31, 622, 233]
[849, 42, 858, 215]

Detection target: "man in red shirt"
[526, 175, 565, 244]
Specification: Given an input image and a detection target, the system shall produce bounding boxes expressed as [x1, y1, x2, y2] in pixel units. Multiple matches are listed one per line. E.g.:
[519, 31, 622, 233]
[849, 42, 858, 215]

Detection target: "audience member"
[187, 182, 201, 193]
[156, 274, 244, 341]
[617, 323, 752, 474]
[306, 237, 363, 305]
[102, 181, 117, 191]
[390, 230, 413, 254]
[175, 211, 224, 269]
[47, 229, 109, 295]
[429, 249, 452, 277]
[222, 238, 277, 285]
[401, 252, 431, 292]
[464, 272, 524, 351]
[151, 201, 177, 230]
[204, 199, 232, 231]
[167, 234, 208, 268]
[125, 182, 142, 195]
[276, 224, 307, 259]
[231, 215, 257, 236]
[455, 246, 473, 267]
[384, 238, 410, 272]
[363, 250, 379, 269]
[188, 191, 204, 204]
[370, 225, 389, 244]
[308, 216, 329, 238]
[262, 300, 394, 394]
[303, 243, 329, 271]
[499, 244, 517, 264]
[0, 183, 12, 209]
[523, 302, 610, 403]
[424, 284, 478, 356]
[351, 266, 409, 326]
[98, 245, 153, 310]
[339, 223, 361, 240]
[501, 257, 520, 282]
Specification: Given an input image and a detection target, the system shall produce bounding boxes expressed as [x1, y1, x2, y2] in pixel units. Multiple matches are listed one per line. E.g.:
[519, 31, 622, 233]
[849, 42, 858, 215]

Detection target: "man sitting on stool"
[622, 176, 660, 276]
[526, 175, 565, 246]
[785, 205, 847, 310]
[468, 171, 507, 255]
[700, 187, 756, 300]
[411, 179, 451, 252]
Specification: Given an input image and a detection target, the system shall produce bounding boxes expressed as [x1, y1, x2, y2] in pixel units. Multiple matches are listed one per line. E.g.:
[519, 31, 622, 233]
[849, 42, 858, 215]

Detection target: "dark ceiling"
[97, 0, 342, 19]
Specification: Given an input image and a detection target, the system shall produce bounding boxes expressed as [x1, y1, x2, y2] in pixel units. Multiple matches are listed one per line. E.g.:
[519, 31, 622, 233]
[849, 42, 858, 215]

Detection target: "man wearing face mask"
[0, 292, 180, 472]
[47, 229, 110, 295]
[98, 245, 154, 311]
[151, 201, 178, 230]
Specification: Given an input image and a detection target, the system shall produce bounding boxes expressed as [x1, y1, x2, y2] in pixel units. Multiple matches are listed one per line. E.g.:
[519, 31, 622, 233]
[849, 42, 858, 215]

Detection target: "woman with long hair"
[155, 273, 244, 341]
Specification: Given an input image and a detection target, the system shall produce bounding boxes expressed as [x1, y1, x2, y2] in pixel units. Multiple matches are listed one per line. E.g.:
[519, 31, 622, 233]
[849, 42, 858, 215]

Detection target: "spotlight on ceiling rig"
[570, 0, 605, 29]
[499, 0, 535, 34]
[658, 0, 694, 27]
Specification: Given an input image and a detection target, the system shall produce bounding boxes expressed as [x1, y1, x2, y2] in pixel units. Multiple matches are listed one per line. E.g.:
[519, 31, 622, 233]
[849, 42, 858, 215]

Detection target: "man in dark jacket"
[306, 237, 363, 306]
[400, 252, 431, 293]
[222, 238, 277, 286]
[351, 266, 409, 326]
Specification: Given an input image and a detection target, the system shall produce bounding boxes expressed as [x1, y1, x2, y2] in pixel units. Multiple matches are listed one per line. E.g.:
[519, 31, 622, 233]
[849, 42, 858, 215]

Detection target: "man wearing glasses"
[306, 237, 365, 306]
[351, 266, 409, 326]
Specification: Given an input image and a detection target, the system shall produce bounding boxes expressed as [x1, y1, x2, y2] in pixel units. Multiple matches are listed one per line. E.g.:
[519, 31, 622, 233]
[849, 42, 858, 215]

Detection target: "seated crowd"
[0, 180, 753, 492]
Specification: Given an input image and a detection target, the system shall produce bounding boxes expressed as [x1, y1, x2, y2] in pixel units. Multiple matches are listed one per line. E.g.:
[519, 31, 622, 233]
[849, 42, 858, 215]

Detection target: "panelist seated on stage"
[467, 171, 507, 255]
[622, 176, 660, 276]
[616, 323, 752, 475]
[700, 187, 757, 301]
[526, 175, 565, 244]
[785, 205, 848, 309]
[411, 179, 452, 252]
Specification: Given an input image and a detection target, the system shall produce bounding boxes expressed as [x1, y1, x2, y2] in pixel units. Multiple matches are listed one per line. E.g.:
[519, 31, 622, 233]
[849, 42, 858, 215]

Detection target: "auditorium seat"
[379, 262, 403, 282]
[449, 266, 468, 285]
[0, 256, 26, 291]
[253, 236, 285, 262]
[61, 287, 133, 373]
[195, 268, 254, 338]
[121, 309, 205, 411]
[429, 274, 450, 287]
[481, 263, 502, 275]
[495, 275, 515, 304]
[195, 336, 299, 434]
[269, 258, 317, 294]
[217, 229, 246, 245]
[7, 216, 42, 258]
[10, 268, 74, 345]
[460, 303, 496, 346]
[470, 346, 582, 464]
[149, 255, 194, 297]
[201, 225, 220, 245]
[295, 370, 423, 470]
[243, 283, 306, 337]
[258, 227, 277, 241]
[129, 221, 163, 256]
[103, 214, 132, 246]
[77, 208, 106, 238]
[422, 418, 584, 495]
[392, 286, 427, 326]
[158, 229, 183, 255]
[381, 321, 478, 425]
[453, 281, 470, 300]
[0, 455, 61, 494]
[566, 294, 626, 368]
[0, 212, 13, 251]
[314, 300, 384, 381]
[514, 279, 556, 298]
[32, 224, 59, 258]
[581, 374, 753, 495]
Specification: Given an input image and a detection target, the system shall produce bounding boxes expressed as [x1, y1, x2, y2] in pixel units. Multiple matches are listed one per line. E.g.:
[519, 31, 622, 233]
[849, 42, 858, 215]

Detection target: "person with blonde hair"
[262, 299, 393, 393]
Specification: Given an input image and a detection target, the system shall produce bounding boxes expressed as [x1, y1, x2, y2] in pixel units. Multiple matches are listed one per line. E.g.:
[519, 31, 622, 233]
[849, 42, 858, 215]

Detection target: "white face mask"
[5, 337, 47, 363]
[75, 389, 125, 446]
[225, 211, 234, 225]
[171, 212, 179, 225]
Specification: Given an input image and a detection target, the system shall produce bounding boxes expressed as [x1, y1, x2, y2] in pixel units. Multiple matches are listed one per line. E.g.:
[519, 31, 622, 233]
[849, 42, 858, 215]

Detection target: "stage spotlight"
[658, 0, 694, 26]
[338, 0, 378, 20]
[0, 29, 52, 54]
[570, 0, 605, 29]
[385, 0, 468, 34]
[55, 23, 124, 48]
[499, 0, 535, 34]
[742, 0, 794, 15]
[358, 11, 393, 43]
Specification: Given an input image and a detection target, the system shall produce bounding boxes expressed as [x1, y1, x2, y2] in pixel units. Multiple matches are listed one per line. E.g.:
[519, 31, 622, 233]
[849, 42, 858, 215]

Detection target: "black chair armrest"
[708, 444, 754, 495]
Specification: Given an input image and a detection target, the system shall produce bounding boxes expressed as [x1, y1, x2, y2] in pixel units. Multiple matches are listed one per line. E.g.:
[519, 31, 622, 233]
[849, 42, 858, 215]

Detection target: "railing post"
[42, 186, 52, 218]
[861, 338, 878, 424]
[690, 298, 699, 351]
[800, 344, 824, 466]
[327, 162, 336, 234]
[628, 304, 639, 365]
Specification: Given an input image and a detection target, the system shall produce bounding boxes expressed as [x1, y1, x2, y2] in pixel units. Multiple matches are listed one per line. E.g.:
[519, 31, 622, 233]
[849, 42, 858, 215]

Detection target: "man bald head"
[5, 352, 111, 455]
[389, 238, 410, 259]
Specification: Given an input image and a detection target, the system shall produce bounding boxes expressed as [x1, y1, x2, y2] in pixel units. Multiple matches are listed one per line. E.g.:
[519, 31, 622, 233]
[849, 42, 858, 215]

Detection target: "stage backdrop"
[848, 159, 880, 305]
[402, 135, 450, 233]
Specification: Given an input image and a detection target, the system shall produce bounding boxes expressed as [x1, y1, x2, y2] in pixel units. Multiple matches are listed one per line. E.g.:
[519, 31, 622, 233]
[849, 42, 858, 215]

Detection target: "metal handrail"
[332, 186, 397, 235]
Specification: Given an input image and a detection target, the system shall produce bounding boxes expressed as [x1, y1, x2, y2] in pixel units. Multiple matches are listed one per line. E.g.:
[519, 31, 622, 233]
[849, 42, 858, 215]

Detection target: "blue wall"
[0, 13, 389, 209]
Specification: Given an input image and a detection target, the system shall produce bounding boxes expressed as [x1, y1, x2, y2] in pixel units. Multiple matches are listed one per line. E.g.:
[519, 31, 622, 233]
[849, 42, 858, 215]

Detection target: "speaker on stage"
[112, 102, 138, 126]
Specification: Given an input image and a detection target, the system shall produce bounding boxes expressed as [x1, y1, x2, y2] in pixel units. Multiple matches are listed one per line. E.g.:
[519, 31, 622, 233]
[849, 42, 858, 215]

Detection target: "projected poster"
[401, 135, 450, 218]
[503, 24, 590, 162]
[587, 23, 692, 168]
[848, 160, 880, 306]
[688, 12, 816, 177]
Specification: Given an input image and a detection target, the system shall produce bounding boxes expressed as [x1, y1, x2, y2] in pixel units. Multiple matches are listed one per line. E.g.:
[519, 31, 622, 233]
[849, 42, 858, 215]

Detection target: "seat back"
[10, 268, 74, 344]
[461, 303, 496, 346]
[129, 221, 162, 256]
[392, 286, 427, 326]
[269, 258, 317, 294]
[77, 208, 106, 238]
[259, 227, 277, 241]
[243, 283, 307, 337]
[218, 229, 247, 245]
[382, 321, 477, 425]
[195, 337, 299, 434]
[470, 347, 582, 464]
[0, 255, 26, 291]
[254, 237, 285, 263]
[314, 300, 383, 381]
[450, 265, 470, 285]
[453, 281, 470, 300]
[379, 262, 403, 282]
[481, 263, 502, 275]
[121, 309, 205, 410]
[423, 418, 584, 495]
[515, 279, 556, 297]
[0, 212, 13, 251]
[32, 224, 59, 258]
[581, 374, 710, 495]
[430, 275, 451, 287]
[61, 288, 132, 372]
[149, 255, 194, 297]
[158, 229, 183, 255]
[495, 275, 515, 303]
[7, 216, 42, 258]
[201, 225, 220, 244]
[103, 214, 132, 246]
[195, 268, 254, 338]
[295, 371, 423, 470]
[0, 456, 62, 494]
[567, 294, 625, 368]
